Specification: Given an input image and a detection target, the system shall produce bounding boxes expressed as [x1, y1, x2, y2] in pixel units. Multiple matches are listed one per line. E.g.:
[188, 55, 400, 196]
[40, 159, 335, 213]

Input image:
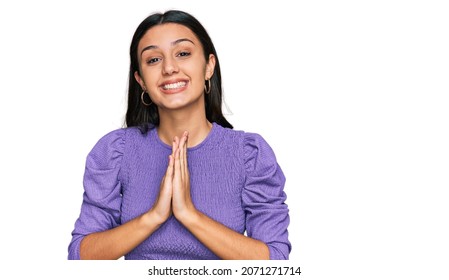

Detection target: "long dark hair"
[125, 10, 233, 133]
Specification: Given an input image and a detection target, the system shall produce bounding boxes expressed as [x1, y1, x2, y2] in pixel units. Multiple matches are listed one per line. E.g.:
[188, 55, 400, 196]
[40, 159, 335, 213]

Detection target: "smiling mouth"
[161, 81, 187, 90]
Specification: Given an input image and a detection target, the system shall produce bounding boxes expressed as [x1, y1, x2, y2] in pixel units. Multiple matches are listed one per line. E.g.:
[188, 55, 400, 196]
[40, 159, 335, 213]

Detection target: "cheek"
[183, 62, 207, 83]
[140, 68, 160, 86]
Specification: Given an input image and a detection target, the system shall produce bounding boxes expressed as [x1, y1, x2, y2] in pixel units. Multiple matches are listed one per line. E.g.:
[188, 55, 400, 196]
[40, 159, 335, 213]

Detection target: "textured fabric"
[68, 123, 291, 260]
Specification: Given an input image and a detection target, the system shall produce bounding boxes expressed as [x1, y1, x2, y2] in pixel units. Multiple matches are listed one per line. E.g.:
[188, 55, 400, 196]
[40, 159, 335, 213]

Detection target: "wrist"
[143, 209, 168, 229]
[175, 207, 200, 227]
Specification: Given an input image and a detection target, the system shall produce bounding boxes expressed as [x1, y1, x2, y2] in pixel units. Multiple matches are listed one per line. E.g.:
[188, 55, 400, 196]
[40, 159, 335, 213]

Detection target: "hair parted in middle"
[125, 10, 233, 133]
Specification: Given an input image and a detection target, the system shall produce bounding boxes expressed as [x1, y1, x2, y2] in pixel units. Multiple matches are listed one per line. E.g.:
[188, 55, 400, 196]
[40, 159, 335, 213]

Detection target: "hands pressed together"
[80, 130, 271, 260]
[151, 131, 197, 225]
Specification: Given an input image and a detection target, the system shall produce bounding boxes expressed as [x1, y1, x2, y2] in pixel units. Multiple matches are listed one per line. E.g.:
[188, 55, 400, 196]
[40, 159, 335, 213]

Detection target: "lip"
[159, 79, 189, 94]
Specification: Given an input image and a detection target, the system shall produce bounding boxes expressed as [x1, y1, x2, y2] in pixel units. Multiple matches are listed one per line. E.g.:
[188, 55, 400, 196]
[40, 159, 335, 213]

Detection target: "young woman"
[68, 10, 291, 260]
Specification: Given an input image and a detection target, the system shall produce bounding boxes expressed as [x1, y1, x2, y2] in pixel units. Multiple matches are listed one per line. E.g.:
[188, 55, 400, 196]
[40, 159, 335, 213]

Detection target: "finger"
[160, 155, 174, 196]
[182, 131, 188, 160]
[158, 155, 174, 208]
[179, 132, 187, 180]
[165, 154, 174, 178]
[174, 142, 182, 186]
[171, 137, 176, 156]
[182, 132, 189, 180]
[172, 136, 179, 157]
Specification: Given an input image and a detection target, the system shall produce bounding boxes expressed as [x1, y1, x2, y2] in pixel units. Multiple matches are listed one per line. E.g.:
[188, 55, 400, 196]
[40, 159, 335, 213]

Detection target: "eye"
[146, 57, 161, 65]
[177, 51, 191, 57]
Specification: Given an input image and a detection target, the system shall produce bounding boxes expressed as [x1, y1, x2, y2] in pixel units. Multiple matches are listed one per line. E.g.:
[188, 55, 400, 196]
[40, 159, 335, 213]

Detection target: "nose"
[162, 57, 179, 75]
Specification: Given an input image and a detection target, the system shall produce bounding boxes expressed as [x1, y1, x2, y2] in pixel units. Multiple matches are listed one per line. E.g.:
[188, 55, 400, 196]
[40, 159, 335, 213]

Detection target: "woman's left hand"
[171, 131, 197, 222]
[167, 131, 269, 259]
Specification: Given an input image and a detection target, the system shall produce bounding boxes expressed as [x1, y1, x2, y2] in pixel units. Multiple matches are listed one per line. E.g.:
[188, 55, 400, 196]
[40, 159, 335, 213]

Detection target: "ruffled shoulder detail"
[244, 132, 278, 174]
[86, 129, 125, 173]
[242, 132, 291, 259]
[68, 129, 125, 260]
[83, 128, 125, 202]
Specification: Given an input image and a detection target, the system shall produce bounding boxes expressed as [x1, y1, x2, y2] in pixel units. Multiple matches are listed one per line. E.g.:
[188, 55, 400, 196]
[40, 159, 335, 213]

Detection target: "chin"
[160, 101, 191, 110]
[162, 97, 204, 110]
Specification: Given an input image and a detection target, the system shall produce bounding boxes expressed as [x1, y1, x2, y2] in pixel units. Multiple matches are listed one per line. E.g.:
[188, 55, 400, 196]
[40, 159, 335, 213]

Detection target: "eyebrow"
[140, 38, 195, 55]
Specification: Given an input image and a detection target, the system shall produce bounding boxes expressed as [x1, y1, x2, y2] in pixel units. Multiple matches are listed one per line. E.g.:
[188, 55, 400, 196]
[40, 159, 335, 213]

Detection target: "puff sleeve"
[242, 133, 291, 260]
[68, 129, 125, 260]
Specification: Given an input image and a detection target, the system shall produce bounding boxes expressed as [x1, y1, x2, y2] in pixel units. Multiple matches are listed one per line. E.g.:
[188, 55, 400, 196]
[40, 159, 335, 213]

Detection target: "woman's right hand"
[79, 143, 179, 259]
[79, 149, 177, 260]
[146, 138, 178, 224]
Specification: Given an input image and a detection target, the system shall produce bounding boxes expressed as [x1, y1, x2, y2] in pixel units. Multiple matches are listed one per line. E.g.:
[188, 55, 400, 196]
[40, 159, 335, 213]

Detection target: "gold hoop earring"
[141, 90, 152, 106]
[204, 79, 211, 94]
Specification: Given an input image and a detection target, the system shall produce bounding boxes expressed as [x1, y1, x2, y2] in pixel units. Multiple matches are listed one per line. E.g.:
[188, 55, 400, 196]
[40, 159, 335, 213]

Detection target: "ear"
[205, 54, 216, 80]
[134, 71, 146, 90]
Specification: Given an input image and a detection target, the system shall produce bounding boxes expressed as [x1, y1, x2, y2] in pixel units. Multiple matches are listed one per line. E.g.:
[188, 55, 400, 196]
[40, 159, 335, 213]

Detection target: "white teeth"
[163, 81, 186, 90]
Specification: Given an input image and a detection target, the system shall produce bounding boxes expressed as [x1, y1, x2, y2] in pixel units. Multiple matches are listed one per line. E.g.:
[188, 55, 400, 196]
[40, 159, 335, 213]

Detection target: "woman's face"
[135, 23, 215, 111]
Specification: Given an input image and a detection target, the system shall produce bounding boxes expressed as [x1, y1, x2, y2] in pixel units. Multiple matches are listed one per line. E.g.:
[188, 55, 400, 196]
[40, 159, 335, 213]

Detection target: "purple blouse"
[68, 123, 291, 260]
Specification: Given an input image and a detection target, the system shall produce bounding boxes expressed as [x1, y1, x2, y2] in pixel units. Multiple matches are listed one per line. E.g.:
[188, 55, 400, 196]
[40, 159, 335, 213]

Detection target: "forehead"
[138, 23, 200, 50]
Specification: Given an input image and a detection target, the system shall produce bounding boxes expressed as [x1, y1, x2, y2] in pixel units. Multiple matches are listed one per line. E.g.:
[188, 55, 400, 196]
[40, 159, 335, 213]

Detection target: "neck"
[157, 104, 212, 148]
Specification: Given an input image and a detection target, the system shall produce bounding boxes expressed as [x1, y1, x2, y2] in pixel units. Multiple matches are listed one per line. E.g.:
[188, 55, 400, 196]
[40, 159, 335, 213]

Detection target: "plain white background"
[0, 0, 448, 279]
